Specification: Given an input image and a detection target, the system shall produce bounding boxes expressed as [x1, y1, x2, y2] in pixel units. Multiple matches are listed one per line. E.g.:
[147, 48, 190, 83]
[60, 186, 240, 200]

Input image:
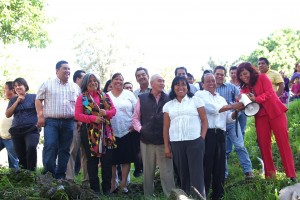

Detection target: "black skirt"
[112, 131, 136, 165]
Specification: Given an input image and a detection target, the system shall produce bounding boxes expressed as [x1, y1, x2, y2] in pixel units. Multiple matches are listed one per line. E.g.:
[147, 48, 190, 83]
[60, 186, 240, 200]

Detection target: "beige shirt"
[0, 100, 12, 139]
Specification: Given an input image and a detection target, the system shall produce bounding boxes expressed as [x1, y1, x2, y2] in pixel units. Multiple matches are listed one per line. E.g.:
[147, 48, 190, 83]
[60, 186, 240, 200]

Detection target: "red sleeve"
[104, 93, 116, 119]
[75, 95, 97, 123]
[255, 74, 276, 104]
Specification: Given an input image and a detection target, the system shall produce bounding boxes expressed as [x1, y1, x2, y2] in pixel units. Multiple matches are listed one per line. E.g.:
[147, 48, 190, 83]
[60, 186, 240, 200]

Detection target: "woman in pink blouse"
[75, 73, 116, 195]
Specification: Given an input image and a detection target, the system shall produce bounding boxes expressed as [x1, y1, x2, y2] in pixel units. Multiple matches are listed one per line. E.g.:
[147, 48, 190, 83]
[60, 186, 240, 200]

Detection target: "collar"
[203, 89, 218, 96]
[55, 77, 69, 85]
[175, 94, 189, 103]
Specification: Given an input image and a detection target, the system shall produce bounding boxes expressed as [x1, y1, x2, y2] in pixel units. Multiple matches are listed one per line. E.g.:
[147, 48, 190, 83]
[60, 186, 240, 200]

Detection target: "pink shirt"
[132, 92, 161, 133]
[291, 83, 300, 95]
[75, 91, 116, 123]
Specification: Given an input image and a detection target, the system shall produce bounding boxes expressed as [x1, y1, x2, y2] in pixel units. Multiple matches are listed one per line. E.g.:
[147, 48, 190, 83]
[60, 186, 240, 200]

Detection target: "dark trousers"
[12, 131, 39, 171]
[204, 129, 226, 200]
[81, 124, 112, 194]
[171, 137, 206, 197]
[131, 132, 143, 172]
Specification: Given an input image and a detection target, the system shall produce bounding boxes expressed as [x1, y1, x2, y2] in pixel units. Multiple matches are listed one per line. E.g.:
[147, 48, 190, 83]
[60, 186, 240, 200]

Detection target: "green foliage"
[224, 174, 294, 200]
[240, 28, 300, 74]
[0, 0, 51, 48]
[224, 100, 300, 199]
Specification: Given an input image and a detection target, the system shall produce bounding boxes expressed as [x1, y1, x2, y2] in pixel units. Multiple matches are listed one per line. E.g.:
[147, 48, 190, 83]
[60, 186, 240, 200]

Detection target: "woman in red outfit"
[75, 73, 116, 194]
[237, 62, 296, 181]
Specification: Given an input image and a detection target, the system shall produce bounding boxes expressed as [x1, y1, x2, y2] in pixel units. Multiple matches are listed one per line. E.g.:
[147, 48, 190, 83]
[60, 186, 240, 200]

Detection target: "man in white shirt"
[195, 73, 244, 200]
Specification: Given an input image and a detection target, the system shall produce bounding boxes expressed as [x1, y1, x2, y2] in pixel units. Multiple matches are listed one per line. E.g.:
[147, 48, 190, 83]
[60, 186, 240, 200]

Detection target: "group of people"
[277, 62, 300, 103]
[0, 58, 297, 200]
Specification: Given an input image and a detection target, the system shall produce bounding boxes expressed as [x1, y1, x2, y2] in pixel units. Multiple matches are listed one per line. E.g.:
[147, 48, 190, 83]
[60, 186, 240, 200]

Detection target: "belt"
[47, 117, 74, 120]
[207, 128, 224, 134]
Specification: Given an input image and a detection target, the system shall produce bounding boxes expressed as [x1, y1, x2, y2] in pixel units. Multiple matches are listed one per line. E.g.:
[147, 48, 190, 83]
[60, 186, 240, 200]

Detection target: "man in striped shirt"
[36, 60, 80, 179]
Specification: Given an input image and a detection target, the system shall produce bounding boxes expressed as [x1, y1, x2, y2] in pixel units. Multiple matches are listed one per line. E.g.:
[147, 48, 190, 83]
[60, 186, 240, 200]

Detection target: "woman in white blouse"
[163, 76, 208, 198]
[107, 73, 137, 194]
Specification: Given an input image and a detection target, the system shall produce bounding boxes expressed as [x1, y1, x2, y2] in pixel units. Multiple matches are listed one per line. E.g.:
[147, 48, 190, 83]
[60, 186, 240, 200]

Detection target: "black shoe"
[110, 188, 119, 194]
[133, 170, 142, 177]
[290, 177, 298, 182]
[122, 188, 130, 194]
[245, 172, 254, 179]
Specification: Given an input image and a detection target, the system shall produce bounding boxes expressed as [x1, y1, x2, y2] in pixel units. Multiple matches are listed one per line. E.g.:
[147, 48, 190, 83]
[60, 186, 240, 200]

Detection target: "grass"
[1, 100, 300, 199]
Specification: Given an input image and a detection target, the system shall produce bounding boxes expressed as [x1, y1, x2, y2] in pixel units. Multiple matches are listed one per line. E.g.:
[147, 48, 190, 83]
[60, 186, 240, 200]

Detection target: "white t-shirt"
[108, 90, 137, 138]
[163, 95, 204, 141]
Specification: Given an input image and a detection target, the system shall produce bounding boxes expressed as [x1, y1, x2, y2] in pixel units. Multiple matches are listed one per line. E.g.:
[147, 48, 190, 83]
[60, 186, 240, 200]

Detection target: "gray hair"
[80, 73, 100, 92]
[150, 74, 163, 83]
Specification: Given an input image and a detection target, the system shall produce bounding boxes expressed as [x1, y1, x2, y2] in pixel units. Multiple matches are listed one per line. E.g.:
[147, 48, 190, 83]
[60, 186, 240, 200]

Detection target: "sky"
[4, 0, 300, 86]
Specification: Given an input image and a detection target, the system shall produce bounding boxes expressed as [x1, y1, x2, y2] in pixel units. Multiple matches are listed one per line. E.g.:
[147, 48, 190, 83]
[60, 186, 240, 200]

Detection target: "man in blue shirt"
[214, 66, 253, 179]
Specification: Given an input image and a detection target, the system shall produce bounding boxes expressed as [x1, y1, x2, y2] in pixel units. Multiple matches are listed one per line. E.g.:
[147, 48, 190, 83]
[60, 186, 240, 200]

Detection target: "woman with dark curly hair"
[237, 62, 296, 181]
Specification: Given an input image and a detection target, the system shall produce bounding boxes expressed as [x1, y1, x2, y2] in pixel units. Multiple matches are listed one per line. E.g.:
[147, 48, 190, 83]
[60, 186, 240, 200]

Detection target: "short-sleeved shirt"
[108, 90, 137, 138]
[195, 90, 234, 131]
[266, 69, 284, 92]
[163, 95, 204, 141]
[291, 72, 300, 82]
[0, 100, 12, 139]
[7, 94, 38, 128]
[36, 78, 80, 118]
[133, 87, 151, 99]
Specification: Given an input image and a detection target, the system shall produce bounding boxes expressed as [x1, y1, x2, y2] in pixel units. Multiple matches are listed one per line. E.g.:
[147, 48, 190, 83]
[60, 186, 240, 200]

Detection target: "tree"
[73, 23, 144, 83]
[0, 0, 50, 48]
[239, 29, 300, 74]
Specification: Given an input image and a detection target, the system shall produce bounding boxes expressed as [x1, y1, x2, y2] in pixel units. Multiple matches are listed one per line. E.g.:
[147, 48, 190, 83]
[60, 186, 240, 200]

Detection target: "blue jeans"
[43, 118, 74, 179]
[225, 122, 252, 178]
[0, 138, 19, 169]
[226, 112, 248, 157]
[239, 112, 247, 137]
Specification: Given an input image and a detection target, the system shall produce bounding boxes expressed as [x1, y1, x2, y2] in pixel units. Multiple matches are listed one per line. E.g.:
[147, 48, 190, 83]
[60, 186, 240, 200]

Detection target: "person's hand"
[77, 121, 82, 128]
[236, 94, 242, 101]
[95, 116, 105, 124]
[37, 115, 45, 127]
[17, 95, 25, 103]
[164, 146, 172, 159]
[232, 102, 245, 111]
[128, 125, 134, 132]
[98, 109, 106, 117]
[247, 95, 256, 102]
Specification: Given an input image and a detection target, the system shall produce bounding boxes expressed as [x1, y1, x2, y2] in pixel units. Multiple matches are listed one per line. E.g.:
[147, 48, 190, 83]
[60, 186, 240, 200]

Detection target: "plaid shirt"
[36, 78, 80, 118]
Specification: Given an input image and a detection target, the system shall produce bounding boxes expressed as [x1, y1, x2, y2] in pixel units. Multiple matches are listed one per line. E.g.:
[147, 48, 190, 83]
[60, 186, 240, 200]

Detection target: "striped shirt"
[216, 82, 240, 105]
[36, 78, 80, 118]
